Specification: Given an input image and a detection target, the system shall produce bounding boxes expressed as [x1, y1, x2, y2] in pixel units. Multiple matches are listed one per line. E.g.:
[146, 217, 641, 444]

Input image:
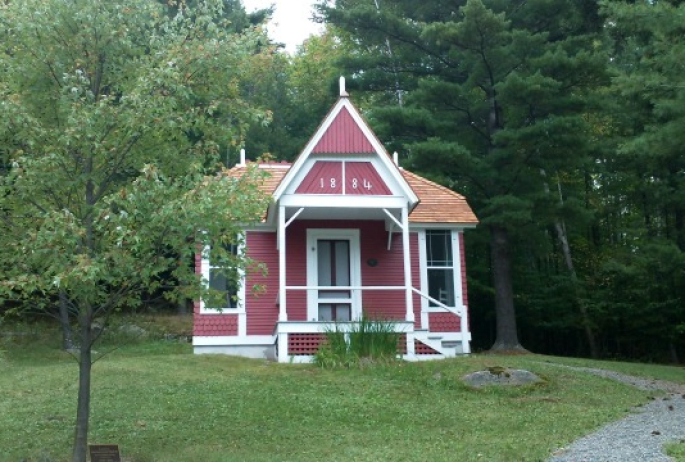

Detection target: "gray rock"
[462, 367, 543, 387]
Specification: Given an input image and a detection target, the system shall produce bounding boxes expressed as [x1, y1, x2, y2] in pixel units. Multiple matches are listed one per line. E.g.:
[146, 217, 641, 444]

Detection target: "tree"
[320, 0, 607, 352]
[591, 0, 685, 361]
[0, 1, 270, 460]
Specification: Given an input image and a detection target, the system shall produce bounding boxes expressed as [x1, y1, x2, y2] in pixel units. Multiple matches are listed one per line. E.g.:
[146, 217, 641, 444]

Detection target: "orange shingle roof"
[229, 162, 477, 226]
[401, 170, 478, 224]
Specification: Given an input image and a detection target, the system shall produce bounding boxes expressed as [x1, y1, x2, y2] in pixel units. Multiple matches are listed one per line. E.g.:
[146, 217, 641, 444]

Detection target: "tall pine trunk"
[489, 225, 524, 351]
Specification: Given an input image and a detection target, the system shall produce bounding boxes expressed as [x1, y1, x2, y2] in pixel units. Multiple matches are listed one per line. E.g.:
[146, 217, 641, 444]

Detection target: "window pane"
[317, 241, 332, 286]
[334, 241, 350, 286]
[334, 305, 351, 321]
[319, 304, 333, 321]
[428, 269, 455, 307]
[208, 241, 239, 309]
[427, 230, 452, 266]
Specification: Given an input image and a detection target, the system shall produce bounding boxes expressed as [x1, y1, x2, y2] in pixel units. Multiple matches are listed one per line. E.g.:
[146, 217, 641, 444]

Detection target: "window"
[426, 230, 455, 307]
[202, 241, 241, 312]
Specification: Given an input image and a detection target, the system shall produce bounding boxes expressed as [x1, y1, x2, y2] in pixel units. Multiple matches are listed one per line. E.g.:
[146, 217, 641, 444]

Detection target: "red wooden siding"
[245, 232, 280, 336]
[410, 233, 423, 329]
[312, 107, 376, 154]
[344, 162, 391, 195]
[285, 228, 308, 321]
[359, 221, 405, 321]
[295, 161, 343, 195]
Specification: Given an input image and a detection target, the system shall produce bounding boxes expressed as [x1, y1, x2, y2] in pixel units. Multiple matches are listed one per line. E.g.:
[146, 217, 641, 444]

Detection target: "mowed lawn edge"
[1, 340, 682, 462]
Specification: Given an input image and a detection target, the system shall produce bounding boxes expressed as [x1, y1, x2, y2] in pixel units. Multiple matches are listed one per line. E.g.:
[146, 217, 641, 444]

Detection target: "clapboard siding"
[245, 232, 279, 336]
[286, 227, 308, 321]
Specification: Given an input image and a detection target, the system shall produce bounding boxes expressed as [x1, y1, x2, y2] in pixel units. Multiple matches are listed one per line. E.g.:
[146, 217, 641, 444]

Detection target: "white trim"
[199, 234, 246, 315]
[306, 228, 362, 321]
[409, 223, 475, 230]
[193, 335, 276, 346]
[276, 320, 414, 334]
[418, 229, 429, 329]
[278, 205, 287, 321]
[401, 206, 414, 322]
[452, 230, 464, 306]
[280, 194, 406, 209]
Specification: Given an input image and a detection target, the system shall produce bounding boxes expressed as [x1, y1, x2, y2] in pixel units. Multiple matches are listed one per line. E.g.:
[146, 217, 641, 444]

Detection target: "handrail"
[410, 287, 464, 318]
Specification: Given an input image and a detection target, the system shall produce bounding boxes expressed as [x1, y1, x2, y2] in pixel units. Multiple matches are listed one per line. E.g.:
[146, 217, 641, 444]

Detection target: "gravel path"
[548, 365, 685, 462]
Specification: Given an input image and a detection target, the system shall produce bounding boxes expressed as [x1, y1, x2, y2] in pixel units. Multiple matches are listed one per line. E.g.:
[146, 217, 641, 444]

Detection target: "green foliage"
[0, 0, 272, 458]
[314, 317, 400, 368]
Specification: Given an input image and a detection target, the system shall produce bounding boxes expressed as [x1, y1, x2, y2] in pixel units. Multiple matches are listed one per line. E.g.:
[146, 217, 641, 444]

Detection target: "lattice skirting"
[288, 333, 326, 355]
[414, 339, 441, 355]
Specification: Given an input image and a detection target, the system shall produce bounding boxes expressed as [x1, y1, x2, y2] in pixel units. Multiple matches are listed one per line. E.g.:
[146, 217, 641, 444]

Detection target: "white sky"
[242, 0, 324, 53]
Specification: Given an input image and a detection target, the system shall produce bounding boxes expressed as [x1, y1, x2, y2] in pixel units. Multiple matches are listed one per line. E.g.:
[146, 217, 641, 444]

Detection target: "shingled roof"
[228, 162, 477, 226]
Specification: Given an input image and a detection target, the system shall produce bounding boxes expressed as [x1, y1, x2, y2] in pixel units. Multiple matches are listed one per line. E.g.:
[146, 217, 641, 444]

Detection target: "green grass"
[1, 329, 684, 461]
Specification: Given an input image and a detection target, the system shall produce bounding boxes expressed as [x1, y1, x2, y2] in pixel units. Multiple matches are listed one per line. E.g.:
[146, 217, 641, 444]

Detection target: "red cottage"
[193, 79, 478, 362]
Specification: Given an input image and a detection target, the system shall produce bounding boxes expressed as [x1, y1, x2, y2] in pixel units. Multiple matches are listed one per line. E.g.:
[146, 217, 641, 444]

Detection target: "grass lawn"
[1, 327, 684, 462]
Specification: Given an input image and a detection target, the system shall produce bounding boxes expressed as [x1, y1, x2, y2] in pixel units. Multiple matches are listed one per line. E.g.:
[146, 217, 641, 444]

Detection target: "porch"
[274, 285, 471, 363]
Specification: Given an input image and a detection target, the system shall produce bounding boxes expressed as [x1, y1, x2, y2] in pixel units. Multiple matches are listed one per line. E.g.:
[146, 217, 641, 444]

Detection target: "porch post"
[401, 205, 414, 323]
[278, 205, 287, 322]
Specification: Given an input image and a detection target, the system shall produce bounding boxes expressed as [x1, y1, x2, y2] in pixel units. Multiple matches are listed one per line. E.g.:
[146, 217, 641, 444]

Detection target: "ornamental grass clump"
[314, 317, 400, 368]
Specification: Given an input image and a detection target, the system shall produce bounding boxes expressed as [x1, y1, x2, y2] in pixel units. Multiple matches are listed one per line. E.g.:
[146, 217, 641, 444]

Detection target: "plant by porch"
[314, 317, 400, 368]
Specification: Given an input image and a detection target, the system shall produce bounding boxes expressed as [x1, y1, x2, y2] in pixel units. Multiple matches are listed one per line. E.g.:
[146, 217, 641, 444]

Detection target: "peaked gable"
[274, 96, 419, 206]
[312, 106, 375, 154]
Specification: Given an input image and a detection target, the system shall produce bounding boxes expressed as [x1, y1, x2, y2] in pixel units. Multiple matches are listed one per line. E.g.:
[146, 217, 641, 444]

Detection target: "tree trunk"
[542, 171, 599, 358]
[72, 308, 93, 462]
[59, 290, 75, 350]
[489, 225, 525, 351]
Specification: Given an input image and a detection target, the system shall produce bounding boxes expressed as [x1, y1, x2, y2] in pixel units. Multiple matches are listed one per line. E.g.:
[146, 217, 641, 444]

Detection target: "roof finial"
[239, 148, 246, 167]
[339, 76, 349, 97]
[393, 151, 399, 166]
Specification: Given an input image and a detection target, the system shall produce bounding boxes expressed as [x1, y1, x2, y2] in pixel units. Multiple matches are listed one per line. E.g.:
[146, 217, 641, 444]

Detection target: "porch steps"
[413, 331, 463, 357]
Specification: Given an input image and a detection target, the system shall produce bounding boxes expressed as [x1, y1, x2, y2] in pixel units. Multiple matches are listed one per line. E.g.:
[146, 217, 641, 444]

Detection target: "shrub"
[314, 317, 400, 368]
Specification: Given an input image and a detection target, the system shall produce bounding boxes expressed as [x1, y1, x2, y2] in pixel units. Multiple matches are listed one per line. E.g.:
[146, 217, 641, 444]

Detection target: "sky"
[241, 0, 324, 53]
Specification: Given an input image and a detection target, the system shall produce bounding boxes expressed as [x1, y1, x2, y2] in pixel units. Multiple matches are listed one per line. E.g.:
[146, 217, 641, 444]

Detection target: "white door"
[306, 229, 361, 321]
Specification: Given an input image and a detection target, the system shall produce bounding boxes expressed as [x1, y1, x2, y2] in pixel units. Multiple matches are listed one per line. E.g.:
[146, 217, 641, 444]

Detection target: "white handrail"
[410, 287, 464, 318]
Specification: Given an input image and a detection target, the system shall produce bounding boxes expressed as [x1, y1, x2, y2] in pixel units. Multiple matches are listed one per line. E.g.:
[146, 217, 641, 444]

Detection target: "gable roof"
[273, 96, 419, 206]
[230, 162, 477, 225]
[401, 170, 478, 224]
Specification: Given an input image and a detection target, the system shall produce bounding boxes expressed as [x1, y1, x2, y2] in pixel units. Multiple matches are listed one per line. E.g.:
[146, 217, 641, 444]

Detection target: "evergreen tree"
[320, 0, 608, 351]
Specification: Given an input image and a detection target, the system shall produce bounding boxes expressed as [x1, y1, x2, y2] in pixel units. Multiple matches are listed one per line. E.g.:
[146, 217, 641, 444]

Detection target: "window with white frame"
[426, 230, 456, 307]
[201, 240, 242, 312]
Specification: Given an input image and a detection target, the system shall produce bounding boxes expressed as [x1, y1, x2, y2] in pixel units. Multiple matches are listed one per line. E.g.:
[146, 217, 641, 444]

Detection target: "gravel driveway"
[548, 366, 685, 462]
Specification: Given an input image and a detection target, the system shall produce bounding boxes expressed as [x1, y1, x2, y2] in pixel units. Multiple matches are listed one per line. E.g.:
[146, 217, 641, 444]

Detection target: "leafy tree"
[320, 0, 608, 352]
[0, 0, 269, 460]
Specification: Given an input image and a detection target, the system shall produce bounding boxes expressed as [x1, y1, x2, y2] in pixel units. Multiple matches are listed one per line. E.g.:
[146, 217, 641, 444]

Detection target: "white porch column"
[402, 205, 414, 323]
[278, 205, 287, 322]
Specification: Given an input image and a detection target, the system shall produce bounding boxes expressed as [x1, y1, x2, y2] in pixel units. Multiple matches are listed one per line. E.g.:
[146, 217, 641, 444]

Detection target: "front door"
[307, 229, 361, 321]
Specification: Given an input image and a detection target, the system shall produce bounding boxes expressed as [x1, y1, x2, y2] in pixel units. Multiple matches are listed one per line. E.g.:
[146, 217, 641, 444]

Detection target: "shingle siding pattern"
[429, 312, 461, 332]
[312, 107, 376, 154]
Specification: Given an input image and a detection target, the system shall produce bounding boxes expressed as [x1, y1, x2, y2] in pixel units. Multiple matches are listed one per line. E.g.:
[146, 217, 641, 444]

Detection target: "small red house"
[193, 79, 478, 362]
